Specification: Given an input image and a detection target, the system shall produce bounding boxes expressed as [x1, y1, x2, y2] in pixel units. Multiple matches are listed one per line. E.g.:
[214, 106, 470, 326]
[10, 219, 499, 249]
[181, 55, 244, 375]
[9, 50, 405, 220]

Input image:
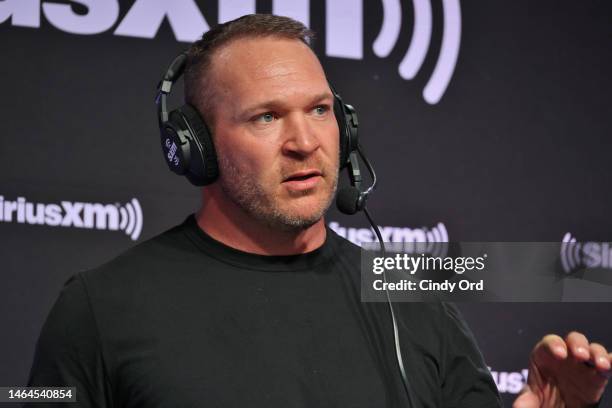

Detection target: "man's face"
[206, 37, 340, 231]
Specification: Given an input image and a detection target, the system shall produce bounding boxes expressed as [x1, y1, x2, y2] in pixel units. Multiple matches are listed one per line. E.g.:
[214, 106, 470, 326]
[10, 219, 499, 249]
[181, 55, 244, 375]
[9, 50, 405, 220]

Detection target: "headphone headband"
[155, 52, 359, 186]
[156, 52, 188, 127]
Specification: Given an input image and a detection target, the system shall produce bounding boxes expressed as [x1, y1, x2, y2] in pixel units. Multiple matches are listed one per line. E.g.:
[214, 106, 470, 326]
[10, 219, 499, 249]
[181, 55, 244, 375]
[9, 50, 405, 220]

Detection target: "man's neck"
[195, 190, 327, 256]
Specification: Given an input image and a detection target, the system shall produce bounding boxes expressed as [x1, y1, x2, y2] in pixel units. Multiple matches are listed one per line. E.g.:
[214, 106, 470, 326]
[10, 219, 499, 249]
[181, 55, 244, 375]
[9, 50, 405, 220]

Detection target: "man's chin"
[271, 217, 322, 232]
[240, 182, 337, 232]
[258, 200, 330, 232]
[266, 208, 326, 232]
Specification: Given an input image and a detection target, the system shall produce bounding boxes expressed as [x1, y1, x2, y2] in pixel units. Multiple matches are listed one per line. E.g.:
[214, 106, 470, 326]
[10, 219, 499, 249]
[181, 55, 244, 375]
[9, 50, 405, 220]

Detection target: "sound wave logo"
[0, 195, 143, 241]
[424, 222, 450, 257]
[329, 221, 449, 257]
[561, 232, 612, 273]
[560, 233, 582, 273]
[117, 199, 144, 241]
[325, 0, 461, 104]
[371, 0, 462, 104]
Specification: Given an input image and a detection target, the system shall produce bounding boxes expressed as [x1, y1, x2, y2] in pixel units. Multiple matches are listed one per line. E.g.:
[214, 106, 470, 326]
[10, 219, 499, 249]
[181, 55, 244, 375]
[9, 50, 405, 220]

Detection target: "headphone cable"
[364, 206, 417, 408]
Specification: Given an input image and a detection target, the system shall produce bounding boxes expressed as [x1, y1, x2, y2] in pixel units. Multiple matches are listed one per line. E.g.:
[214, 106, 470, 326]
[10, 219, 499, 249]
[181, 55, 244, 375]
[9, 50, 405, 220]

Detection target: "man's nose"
[281, 113, 320, 158]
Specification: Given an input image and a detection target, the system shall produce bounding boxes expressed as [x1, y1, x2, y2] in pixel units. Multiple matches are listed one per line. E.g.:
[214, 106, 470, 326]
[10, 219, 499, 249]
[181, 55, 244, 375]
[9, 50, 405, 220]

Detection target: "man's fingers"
[565, 331, 590, 362]
[527, 332, 610, 407]
[535, 334, 567, 361]
[589, 343, 611, 371]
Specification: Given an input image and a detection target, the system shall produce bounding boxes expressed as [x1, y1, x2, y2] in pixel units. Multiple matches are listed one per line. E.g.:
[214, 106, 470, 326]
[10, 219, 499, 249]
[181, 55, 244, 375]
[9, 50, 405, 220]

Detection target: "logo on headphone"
[165, 138, 180, 167]
[560, 232, 612, 273]
[0, 195, 143, 241]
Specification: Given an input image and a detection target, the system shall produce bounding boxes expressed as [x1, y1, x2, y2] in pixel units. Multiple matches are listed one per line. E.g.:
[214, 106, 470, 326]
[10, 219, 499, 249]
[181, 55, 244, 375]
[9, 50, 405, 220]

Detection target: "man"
[28, 14, 609, 407]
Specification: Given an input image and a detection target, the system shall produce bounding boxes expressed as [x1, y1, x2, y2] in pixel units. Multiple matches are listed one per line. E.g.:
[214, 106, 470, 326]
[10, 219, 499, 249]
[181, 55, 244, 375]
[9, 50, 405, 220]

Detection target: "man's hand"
[513, 332, 611, 408]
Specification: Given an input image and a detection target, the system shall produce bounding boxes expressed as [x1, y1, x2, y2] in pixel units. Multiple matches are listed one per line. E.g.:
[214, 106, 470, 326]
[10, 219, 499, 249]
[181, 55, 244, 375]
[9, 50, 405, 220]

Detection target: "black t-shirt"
[28, 215, 501, 407]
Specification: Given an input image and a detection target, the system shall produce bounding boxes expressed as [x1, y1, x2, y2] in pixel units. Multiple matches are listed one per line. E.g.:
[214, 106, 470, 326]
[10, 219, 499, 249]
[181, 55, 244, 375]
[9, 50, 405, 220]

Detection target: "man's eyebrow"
[239, 92, 334, 118]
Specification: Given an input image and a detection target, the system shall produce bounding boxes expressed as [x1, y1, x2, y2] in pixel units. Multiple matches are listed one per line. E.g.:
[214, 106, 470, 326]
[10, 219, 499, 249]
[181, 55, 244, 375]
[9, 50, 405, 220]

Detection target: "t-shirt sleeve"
[440, 302, 502, 408]
[26, 274, 112, 408]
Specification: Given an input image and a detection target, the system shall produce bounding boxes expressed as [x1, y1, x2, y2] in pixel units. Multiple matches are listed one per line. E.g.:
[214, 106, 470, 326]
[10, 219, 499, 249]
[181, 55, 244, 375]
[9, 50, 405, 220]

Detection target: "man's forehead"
[211, 37, 328, 92]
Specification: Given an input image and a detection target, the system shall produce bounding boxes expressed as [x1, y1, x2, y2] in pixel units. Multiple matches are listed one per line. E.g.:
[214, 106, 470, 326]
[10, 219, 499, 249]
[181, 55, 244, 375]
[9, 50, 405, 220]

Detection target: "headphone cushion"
[176, 104, 219, 185]
[333, 96, 350, 168]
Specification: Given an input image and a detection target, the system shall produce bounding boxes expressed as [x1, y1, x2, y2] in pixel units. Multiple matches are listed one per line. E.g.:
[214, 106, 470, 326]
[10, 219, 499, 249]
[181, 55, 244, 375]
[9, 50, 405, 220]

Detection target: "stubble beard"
[217, 155, 339, 232]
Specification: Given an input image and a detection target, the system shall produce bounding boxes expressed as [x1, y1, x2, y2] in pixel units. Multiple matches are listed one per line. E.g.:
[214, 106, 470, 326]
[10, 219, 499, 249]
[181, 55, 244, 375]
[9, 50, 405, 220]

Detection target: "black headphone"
[156, 52, 360, 187]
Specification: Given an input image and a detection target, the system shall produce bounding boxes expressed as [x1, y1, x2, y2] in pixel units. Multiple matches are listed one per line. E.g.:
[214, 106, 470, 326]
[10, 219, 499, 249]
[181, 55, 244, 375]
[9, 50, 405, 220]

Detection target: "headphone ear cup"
[343, 103, 359, 152]
[333, 96, 350, 168]
[174, 104, 219, 186]
[332, 92, 359, 169]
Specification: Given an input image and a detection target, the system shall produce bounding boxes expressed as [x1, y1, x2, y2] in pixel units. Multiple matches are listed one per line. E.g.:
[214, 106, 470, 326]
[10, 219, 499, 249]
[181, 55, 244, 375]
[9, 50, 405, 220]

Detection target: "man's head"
[185, 14, 315, 127]
[185, 15, 340, 232]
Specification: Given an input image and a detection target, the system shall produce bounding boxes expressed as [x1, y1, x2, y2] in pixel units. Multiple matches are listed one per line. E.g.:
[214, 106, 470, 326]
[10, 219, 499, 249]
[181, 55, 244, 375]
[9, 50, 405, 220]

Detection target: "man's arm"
[439, 302, 503, 407]
[26, 274, 112, 407]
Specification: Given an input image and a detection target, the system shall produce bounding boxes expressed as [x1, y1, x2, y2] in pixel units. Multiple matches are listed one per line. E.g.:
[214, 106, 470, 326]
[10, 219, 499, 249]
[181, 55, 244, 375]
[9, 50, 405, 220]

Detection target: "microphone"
[336, 186, 362, 215]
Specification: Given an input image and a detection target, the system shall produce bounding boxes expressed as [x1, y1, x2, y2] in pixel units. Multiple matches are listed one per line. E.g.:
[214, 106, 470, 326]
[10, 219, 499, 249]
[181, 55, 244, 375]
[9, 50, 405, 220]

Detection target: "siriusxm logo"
[1, 0, 461, 104]
[329, 221, 449, 257]
[0, 195, 143, 241]
[488, 367, 528, 394]
[560, 233, 612, 273]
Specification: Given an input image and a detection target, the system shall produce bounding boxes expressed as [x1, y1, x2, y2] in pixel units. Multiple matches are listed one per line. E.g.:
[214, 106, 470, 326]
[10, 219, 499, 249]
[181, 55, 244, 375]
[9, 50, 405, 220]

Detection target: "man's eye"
[313, 105, 329, 115]
[256, 113, 275, 123]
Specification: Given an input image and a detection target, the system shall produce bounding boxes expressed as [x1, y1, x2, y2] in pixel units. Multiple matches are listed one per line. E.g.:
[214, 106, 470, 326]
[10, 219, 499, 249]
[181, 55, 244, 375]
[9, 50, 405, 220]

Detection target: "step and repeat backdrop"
[1, 1, 611, 406]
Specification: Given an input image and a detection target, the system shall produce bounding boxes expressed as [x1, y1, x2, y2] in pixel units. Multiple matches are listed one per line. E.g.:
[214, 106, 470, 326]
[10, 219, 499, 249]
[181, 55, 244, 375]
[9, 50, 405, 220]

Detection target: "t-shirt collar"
[182, 214, 338, 271]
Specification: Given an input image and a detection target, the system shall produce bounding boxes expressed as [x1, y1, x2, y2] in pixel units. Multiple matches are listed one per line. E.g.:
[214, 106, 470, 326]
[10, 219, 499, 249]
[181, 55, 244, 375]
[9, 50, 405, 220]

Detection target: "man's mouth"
[283, 170, 322, 183]
[282, 170, 323, 192]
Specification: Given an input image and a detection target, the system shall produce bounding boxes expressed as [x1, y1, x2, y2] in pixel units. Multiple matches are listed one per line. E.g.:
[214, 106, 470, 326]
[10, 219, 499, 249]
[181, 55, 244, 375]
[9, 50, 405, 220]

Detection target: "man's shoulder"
[79, 216, 200, 290]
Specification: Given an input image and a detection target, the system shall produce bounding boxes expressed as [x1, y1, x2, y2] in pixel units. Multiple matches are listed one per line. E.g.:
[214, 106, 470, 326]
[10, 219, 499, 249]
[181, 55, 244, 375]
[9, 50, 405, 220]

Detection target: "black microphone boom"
[335, 146, 377, 215]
